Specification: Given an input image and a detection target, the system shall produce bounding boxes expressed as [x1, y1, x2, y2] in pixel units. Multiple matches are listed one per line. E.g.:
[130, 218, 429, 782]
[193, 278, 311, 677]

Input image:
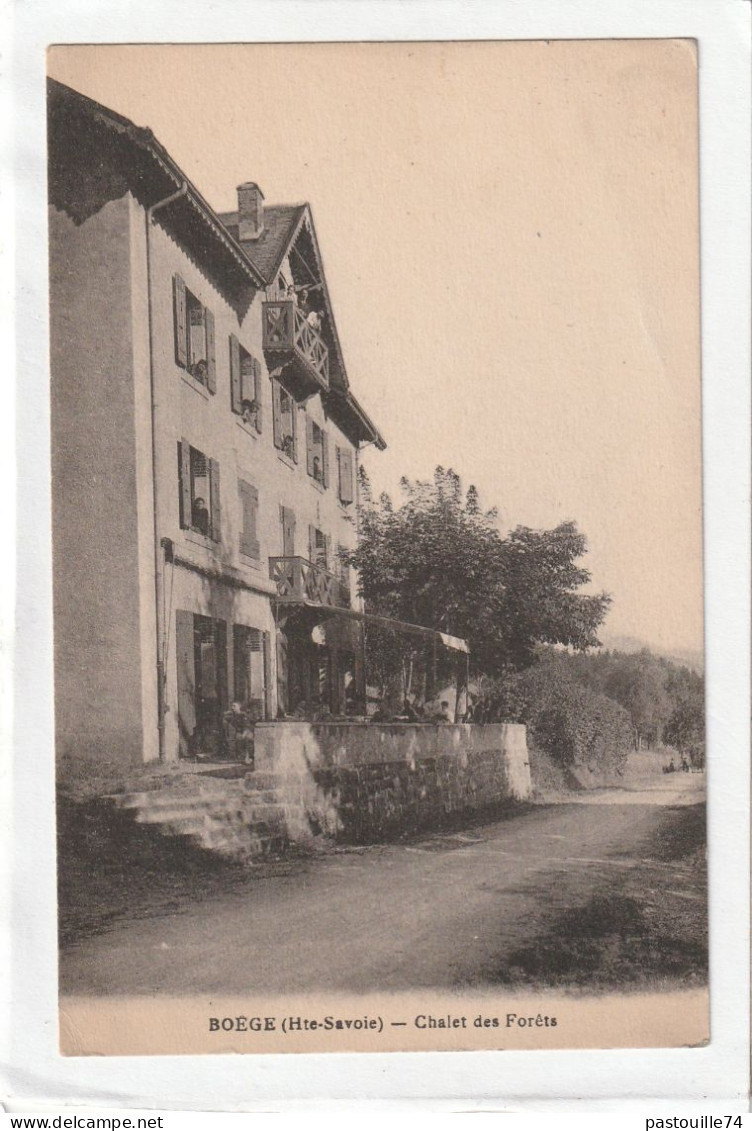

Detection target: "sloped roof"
[221, 197, 386, 449]
[47, 78, 265, 291]
[218, 205, 305, 285]
[48, 78, 386, 449]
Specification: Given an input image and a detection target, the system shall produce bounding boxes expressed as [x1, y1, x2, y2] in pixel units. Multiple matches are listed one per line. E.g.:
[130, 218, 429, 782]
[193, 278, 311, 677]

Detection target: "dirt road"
[60, 775, 705, 996]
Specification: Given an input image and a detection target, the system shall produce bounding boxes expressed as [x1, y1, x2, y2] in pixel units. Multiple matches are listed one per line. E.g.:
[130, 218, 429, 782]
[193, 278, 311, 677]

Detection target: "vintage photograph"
[47, 40, 707, 1056]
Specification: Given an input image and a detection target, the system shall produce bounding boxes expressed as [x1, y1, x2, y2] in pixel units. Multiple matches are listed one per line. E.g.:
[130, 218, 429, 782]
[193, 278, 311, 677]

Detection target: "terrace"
[262, 299, 330, 399]
[269, 555, 350, 609]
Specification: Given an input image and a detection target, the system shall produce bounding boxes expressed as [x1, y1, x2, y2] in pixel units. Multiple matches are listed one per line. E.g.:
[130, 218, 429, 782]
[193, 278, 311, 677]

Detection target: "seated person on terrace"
[395, 698, 421, 721]
[424, 699, 453, 722]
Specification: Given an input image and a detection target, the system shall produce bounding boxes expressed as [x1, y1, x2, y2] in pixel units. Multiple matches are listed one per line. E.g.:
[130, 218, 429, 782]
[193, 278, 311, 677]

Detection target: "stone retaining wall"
[254, 722, 531, 843]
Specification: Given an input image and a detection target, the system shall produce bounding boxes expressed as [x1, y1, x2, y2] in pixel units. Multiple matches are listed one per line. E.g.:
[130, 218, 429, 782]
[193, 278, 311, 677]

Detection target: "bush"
[501, 658, 633, 776]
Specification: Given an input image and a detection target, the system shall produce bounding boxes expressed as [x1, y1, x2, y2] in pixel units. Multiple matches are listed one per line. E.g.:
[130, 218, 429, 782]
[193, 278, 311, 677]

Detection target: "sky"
[48, 40, 703, 657]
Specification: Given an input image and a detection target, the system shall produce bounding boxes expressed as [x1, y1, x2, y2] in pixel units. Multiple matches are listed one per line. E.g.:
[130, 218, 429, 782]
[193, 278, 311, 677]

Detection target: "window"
[337, 445, 355, 505]
[178, 440, 220, 542]
[272, 379, 298, 461]
[238, 479, 260, 562]
[173, 275, 216, 392]
[306, 417, 329, 486]
[230, 335, 263, 433]
[233, 624, 270, 720]
[308, 524, 331, 571]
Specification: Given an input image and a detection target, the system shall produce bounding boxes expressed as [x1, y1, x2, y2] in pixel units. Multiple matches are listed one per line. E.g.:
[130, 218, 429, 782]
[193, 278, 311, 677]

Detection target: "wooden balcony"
[269, 556, 350, 610]
[262, 300, 330, 399]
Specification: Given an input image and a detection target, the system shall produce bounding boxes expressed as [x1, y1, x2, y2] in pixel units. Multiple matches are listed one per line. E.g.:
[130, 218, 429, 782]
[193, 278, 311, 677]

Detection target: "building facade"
[48, 79, 389, 775]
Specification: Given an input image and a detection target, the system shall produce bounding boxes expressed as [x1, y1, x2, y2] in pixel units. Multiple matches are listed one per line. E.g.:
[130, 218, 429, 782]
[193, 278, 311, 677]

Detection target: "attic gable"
[220, 197, 351, 397]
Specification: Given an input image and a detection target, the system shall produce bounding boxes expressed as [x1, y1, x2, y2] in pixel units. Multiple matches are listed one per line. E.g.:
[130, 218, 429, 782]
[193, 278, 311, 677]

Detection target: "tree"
[663, 665, 705, 765]
[562, 647, 702, 752]
[350, 466, 610, 674]
[602, 651, 671, 749]
[495, 522, 612, 669]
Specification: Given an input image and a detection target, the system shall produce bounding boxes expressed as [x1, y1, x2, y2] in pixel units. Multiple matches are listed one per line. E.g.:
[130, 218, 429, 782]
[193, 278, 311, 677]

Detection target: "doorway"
[233, 624, 270, 720]
[175, 610, 228, 759]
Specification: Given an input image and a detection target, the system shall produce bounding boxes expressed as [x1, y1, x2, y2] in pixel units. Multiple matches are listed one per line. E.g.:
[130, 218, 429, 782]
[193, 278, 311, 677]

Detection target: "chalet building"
[48, 79, 470, 777]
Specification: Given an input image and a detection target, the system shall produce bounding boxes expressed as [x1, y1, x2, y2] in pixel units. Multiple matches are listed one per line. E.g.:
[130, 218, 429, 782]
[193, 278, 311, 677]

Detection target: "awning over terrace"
[272, 597, 470, 655]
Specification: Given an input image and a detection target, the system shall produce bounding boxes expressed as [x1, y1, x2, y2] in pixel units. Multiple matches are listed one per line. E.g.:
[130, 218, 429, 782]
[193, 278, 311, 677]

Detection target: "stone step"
[242, 788, 283, 804]
[197, 828, 287, 855]
[134, 802, 215, 823]
[159, 814, 292, 846]
[111, 790, 224, 812]
[136, 801, 293, 827]
[244, 771, 281, 791]
[103, 770, 320, 863]
[153, 816, 211, 837]
[116, 782, 248, 811]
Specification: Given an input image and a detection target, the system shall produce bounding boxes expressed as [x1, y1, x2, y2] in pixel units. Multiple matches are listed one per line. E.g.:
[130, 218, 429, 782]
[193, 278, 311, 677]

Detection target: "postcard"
[45, 38, 711, 1058]
[5, 5, 751, 1111]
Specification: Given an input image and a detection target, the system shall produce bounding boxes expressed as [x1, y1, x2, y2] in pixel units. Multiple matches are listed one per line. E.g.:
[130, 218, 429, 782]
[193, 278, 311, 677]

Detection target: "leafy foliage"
[493, 653, 633, 775]
[552, 647, 704, 753]
[351, 466, 610, 673]
[663, 664, 705, 766]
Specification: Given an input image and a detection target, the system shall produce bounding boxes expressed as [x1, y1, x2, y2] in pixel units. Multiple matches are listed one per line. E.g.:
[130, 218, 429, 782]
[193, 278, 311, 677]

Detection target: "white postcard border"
[5, 0, 750, 1111]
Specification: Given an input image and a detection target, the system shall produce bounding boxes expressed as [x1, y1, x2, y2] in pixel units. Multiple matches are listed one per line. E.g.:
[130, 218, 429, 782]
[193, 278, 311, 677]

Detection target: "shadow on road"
[488, 803, 707, 991]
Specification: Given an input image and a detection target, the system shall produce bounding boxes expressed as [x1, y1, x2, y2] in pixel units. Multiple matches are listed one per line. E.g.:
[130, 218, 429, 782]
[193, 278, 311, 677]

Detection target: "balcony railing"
[269, 556, 350, 610]
[262, 300, 330, 398]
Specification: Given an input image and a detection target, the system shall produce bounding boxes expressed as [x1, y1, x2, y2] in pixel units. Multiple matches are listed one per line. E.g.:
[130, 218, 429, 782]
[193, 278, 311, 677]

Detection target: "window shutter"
[321, 430, 329, 488]
[249, 514, 261, 558]
[306, 416, 315, 477]
[291, 402, 298, 462]
[272, 380, 282, 449]
[324, 534, 332, 572]
[239, 483, 251, 557]
[281, 505, 296, 558]
[239, 481, 260, 561]
[308, 524, 316, 565]
[253, 357, 263, 433]
[209, 458, 221, 543]
[339, 447, 354, 504]
[173, 275, 187, 368]
[205, 307, 216, 393]
[229, 334, 242, 414]
[175, 609, 196, 750]
[178, 440, 192, 528]
[239, 529, 253, 558]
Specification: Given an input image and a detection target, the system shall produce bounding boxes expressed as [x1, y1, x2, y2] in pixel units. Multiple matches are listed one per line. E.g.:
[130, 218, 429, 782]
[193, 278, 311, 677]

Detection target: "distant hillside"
[598, 634, 704, 674]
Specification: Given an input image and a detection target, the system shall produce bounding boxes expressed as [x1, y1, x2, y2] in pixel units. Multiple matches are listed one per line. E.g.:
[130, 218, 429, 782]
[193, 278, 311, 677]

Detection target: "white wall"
[50, 195, 152, 772]
[147, 218, 361, 760]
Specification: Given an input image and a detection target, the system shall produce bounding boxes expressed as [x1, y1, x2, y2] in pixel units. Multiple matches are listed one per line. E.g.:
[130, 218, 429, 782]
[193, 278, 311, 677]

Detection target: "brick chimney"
[237, 182, 265, 241]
